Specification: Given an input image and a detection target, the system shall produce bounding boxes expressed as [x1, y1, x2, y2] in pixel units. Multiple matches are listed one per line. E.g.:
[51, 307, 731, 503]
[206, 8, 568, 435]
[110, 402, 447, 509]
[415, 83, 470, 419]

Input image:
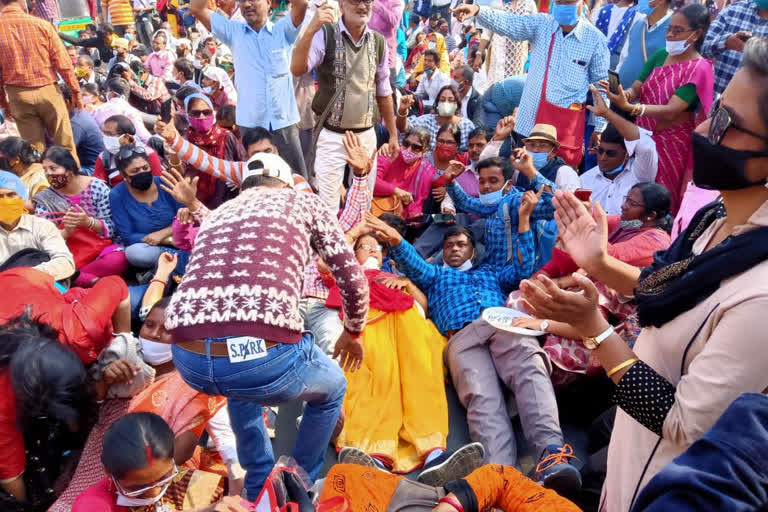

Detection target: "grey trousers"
[240, 122, 308, 179]
[445, 317, 564, 466]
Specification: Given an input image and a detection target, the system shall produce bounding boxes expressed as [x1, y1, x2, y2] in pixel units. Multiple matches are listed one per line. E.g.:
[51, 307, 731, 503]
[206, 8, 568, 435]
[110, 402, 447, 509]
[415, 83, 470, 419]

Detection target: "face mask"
[189, 115, 215, 133]
[425, 68, 434, 76]
[129, 171, 154, 191]
[362, 256, 380, 270]
[124, 33, 134, 41]
[619, 219, 644, 230]
[603, 162, 625, 176]
[103, 135, 121, 155]
[428, 41, 436, 49]
[666, 37, 691, 56]
[692, 132, 768, 190]
[531, 151, 550, 170]
[139, 336, 173, 365]
[435, 143, 457, 161]
[115, 483, 170, 507]
[450, 79, 466, 93]
[75, 67, 89, 79]
[47, 173, 70, 189]
[437, 102, 457, 116]
[401, 148, 422, 164]
[193, 58, 202, 68]
[478, 182, 510, 206]
[552, 3, 579, 26]
[444, 259, 473, 272]
[0, 197, 25, 225]
[202, 86, 214, 95]
[82, 95, 94, 106]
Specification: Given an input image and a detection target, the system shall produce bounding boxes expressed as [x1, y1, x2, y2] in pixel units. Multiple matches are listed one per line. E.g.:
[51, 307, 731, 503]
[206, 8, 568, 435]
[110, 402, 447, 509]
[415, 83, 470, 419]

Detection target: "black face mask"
[692, 132, 768, 191]
[129, 171, 154, 190]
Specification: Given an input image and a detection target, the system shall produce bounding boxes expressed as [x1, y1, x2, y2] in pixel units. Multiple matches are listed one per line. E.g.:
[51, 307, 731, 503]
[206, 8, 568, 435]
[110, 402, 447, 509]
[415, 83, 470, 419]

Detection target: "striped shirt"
[0, 5, 81, 98]
[476, 8, 610, 135]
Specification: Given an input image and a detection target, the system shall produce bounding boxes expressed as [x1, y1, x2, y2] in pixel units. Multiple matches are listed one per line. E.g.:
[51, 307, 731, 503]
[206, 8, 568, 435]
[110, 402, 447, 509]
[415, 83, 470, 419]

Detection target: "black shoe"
[417, 442, 485, 487]
[338, 447, 378, 468]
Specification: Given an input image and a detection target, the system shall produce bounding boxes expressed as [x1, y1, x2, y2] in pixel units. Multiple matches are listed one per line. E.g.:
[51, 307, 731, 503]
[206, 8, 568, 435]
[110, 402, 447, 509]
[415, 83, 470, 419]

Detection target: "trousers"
[314, 127, 377, 210]
[445, 317, 564, 466]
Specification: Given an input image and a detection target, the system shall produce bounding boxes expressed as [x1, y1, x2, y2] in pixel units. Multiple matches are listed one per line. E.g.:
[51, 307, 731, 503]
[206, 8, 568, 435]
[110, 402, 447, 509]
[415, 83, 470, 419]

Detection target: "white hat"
[243, 153, 294, 188]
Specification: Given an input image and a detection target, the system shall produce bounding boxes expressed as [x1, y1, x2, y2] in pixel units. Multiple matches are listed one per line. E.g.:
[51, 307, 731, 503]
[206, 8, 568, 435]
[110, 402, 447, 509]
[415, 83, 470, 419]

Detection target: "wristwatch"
[539, 320, 549, 333]
[582, 324, 614, 350]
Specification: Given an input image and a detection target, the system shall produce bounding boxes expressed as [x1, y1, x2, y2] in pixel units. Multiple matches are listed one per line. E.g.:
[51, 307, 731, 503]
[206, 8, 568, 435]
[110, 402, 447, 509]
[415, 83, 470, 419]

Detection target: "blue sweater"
[109, 177, 183, 245]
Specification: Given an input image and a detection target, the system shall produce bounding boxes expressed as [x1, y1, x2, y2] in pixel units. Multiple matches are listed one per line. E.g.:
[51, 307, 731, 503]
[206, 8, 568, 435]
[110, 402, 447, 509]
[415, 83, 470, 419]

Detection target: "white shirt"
[479, 140, 582, 191]
[472, 67, 489, 95]
[460, 86, 474, 118]
[415, 69, 450, 106]
[580, 127, 658, 215]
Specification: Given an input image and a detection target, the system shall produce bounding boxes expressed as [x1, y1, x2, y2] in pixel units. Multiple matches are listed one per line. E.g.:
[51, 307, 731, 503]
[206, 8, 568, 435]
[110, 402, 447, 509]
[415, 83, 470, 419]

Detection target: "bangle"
[397, 110, 408, 118]
[639, 104, 646, 117]
[606, 357, 639, 378]
[438, 496, 464, 512]
[150, 278, 167, 287]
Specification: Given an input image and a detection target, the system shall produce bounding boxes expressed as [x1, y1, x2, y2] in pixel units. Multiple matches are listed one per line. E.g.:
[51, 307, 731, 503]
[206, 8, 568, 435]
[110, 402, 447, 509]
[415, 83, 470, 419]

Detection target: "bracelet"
[639, 104, 647, 117]
[438, 496, 464, 512]
[89, 217, 97, 230]
[150, 278, 167, 287]
[606, 357, 639, 378]
[396, 110, 408, 118]
[344, 325, 362, 339]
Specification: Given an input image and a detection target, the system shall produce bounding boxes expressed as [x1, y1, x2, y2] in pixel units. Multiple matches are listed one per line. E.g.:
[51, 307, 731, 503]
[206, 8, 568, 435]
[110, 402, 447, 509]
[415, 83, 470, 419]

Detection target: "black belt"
[323, 124, 372, 134]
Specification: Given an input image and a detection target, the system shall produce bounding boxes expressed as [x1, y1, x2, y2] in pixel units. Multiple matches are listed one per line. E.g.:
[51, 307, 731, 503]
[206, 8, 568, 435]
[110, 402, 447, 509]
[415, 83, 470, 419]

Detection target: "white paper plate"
[481, 307, 547, 336]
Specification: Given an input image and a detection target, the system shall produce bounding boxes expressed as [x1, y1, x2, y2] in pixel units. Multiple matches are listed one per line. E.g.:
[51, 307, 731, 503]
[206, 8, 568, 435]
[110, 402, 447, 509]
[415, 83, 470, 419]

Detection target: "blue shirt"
[617, 13, 671, 89]
[109, 177, 183, 245]
[211, 12, 300, 130]
[389, 235, 535, 336]
[446, 172, 556, 267]
[702, 1, 768, 94]
[69, 109, 105, 168]
[476, 8, 610, 134]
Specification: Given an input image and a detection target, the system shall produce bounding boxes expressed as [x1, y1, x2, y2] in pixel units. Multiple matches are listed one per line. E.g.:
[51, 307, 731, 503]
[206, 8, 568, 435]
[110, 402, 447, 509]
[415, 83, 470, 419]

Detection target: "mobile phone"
[160, 99, 173, 124]
[432, 213, 456, 223]
[608, 70, 620, 95]
[574, 189, 592, 201]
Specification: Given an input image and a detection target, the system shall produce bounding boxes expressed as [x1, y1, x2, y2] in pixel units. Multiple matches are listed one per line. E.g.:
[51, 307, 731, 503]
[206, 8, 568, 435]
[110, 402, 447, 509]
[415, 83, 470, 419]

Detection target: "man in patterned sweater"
[164, 152, 370, 499]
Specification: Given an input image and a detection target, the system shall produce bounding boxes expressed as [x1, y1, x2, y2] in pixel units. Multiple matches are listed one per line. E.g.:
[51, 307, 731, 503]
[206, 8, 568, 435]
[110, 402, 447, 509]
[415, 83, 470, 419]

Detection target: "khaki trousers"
[5, 83, 79, 166]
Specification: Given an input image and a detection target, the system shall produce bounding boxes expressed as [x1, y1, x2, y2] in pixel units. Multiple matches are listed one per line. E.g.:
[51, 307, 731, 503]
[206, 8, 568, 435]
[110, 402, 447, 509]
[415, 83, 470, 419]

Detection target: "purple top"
[368, 0, 404, 69]
[306, 18, 393, 97]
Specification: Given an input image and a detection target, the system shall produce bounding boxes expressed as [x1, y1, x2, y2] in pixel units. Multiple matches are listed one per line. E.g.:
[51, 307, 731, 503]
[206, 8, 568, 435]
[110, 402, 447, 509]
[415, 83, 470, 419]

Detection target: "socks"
[424, 449, 444, 466]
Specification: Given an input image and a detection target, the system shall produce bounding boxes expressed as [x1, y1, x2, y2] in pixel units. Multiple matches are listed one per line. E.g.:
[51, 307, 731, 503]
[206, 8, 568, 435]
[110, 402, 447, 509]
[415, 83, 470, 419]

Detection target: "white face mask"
[665, 37, 691, 56]
[436, 101, 457, 116]
[103, 135, 121, 155]
[192, 58, 201, 69]
[361, 256, 380, 270]
[115, 482, 170, 507]
[139, 336, 173, 366]
[202, 86, 213, 95]
[444, 259, 473, 272]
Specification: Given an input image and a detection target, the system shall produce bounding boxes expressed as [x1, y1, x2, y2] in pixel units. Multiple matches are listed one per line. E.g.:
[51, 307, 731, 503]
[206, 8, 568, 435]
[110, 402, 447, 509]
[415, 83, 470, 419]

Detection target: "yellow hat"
[112, 37, 129, 50]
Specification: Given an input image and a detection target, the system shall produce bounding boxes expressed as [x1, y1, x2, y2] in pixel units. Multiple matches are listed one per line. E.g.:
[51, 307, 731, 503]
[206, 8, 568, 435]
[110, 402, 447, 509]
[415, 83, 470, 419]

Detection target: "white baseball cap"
[243, 153, 294, 188]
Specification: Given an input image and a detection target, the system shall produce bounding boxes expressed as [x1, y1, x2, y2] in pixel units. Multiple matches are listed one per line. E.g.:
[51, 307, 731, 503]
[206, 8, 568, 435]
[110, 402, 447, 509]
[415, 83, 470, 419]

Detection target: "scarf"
[32, 187, 73, 214]
[635, 201, 768, 327]
[185, 124, 230, 205]
[326, 269, 414, 314]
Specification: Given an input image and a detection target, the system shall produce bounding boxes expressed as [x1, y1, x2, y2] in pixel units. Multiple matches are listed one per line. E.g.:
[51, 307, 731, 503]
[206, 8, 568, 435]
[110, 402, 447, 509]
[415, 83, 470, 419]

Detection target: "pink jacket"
[374, 153, 437, 219]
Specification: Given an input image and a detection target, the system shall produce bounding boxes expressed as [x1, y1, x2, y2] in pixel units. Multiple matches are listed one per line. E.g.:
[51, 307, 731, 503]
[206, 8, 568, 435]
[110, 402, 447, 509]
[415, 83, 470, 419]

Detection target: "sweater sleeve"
[447, 464, 581, 512]
[309, 198, 369, 335]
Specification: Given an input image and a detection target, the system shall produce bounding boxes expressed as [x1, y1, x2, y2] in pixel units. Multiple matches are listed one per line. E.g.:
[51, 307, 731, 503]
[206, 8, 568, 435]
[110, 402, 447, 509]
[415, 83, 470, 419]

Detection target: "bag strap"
[539, 32, 557, 104]
[503, 201, 514, 262]
[641, 21, 648, 63]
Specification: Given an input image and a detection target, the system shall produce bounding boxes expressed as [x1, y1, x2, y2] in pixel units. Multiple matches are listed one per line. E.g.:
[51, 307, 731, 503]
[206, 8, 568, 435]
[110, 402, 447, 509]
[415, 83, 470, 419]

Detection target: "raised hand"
[398, 95, 415, 115]
[308, 1, 335, 33]
[586, 84, 609, 118]
[518, 187, 544, 219]
[155, 119, 178, 143]
[443, 160, 467, 184]
[156, 251, 178, 278]
[452, 3, 479, 21]
[553, 190, 608, 271]
[511, 147, 536, 177]
[160, 168, 199, 207]
[494, 110, 517, 141]
[342, 130, 372, 176]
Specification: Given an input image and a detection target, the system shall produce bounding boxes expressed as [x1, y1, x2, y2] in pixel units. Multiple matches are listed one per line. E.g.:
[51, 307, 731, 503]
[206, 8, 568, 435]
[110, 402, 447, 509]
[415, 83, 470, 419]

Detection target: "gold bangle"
[606, 357, 639, 378]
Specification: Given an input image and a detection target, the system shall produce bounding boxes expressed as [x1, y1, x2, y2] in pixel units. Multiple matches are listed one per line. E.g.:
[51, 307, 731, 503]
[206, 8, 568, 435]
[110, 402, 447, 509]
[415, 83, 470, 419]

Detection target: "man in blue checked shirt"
[365, 199, 582, 497]
[454, 0, 609, 165]
[443, 152, 556, 268]
[702, 0, 768, 96]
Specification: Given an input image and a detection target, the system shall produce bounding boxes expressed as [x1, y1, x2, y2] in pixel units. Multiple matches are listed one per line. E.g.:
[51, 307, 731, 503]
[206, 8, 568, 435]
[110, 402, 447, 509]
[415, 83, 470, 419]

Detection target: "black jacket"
[465, 88, 485, 130]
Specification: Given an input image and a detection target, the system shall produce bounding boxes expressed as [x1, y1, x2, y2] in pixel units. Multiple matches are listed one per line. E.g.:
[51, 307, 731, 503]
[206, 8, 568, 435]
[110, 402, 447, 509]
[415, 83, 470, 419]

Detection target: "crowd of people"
[0, 0, 767, 509]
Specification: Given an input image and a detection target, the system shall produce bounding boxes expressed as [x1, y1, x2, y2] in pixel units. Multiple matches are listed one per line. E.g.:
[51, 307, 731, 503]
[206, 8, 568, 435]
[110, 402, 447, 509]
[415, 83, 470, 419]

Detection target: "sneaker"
[338, 447, 378, 468]
[534, 444, 582, 496]
[417, 442, 485, 487]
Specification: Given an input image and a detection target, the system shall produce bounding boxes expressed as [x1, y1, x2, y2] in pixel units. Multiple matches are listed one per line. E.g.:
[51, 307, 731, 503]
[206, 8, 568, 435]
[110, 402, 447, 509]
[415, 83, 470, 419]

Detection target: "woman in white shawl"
[201, 65, 237, 109]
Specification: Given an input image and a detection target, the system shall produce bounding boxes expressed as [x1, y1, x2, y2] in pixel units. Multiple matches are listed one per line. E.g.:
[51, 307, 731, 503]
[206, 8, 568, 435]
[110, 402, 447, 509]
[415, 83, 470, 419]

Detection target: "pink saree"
[636, 57, 714, 214]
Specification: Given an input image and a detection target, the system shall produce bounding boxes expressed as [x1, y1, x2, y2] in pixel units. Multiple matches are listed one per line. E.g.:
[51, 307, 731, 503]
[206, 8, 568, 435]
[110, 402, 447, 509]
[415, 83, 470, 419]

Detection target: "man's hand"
[309, 1, 335, 33]
[472, 51, 483, 71]
[511, 147, 537, 178]
[103, 359, 139, 387]
[155, 120, 178, 143]
[493, 110, 517, 141]
[394, 187, 414, 205]
[142, 230, 167, 246]
[597, 80, 631, 112]
[589, 131, 601, 155]
[452, 3, 479, 21]
[74, 96, 85, 112]
[398, 94, 415, 115]
[342, 130, 372, 176]
[364, 211, 403, 246]
[443, 160, 467, 184]
[160, 168, 200, 208]
[726, 31, 752, 52]
[155, 252, 178, 279]
[432, 186, 446, 202]
[386, 137, 400, 160]
[519, 187, 543, 219]
[377, 275, 412, 292]
[333, 330, 364, 372]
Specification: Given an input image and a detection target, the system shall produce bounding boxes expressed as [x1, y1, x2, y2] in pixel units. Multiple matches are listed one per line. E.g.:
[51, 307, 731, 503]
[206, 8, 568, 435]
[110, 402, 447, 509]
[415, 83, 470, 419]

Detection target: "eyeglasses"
[623, 198, 644, 208]
[358, 243, 382, 252]
[402, 140, 424, 152]
[436, 140, 458, 147]
[596, 147, 621, 157]
[188, 109, 213, 118]
[117, 145, 147, 161]
[113, 464, 178, 497]
[347, 0, 374, 5]
[708, 104, 768, 146]
[666, 26, 693, 37]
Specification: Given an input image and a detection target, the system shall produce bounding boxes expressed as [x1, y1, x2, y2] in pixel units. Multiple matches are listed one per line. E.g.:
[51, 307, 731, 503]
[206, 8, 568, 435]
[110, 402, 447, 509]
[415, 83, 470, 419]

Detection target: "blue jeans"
[172, 333, 346, 499]
[125, 243, 189, 272]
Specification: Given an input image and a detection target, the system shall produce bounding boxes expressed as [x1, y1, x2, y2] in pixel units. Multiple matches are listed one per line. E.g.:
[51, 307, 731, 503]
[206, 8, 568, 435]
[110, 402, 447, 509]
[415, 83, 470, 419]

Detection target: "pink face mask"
[189, 115, 215, 133]
[401, 148, 422, 164]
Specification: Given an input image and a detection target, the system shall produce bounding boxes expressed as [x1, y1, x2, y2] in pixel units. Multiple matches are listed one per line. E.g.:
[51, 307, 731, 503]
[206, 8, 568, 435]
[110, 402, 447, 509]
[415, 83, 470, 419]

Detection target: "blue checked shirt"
[446, 172, 556, 267]
[476, 8, 610, 134]
[702, 1, 768, 95]
[389, 233, 536, 336]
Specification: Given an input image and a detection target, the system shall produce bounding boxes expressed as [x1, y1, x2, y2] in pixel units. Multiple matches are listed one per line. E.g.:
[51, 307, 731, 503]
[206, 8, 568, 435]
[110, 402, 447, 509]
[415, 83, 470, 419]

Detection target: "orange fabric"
[129, 372, 226, 439]
[463, 465, 582, 512]
[318, 464, 401, 510]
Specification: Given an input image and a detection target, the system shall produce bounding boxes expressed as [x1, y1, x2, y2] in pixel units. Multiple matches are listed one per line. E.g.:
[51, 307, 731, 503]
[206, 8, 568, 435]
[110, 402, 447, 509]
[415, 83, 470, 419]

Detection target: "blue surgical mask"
[551, 3, 580, 26]
[603, 163, 624, 176]
[478, 180, 510, 207]
[531, 151, 550, 171]
[636, 0, 653, 15]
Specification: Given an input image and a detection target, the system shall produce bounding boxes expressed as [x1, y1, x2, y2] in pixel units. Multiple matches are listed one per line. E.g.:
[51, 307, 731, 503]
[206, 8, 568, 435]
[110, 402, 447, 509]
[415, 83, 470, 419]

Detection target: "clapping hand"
[62, 204, 91, 230]
[520, 273, 605, 335]
[553, 190, 608, 271]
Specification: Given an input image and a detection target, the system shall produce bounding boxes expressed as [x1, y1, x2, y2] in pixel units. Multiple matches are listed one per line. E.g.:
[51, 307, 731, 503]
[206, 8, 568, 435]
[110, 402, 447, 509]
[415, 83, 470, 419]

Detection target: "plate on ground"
[482, 307, 547, 336]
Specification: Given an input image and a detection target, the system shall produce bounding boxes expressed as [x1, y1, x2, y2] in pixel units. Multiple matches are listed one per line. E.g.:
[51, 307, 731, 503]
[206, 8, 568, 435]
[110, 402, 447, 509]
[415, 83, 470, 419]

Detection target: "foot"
[417, 442, 485, 487]
[338, 447, 378, 468]
[534, 444, 582, 496]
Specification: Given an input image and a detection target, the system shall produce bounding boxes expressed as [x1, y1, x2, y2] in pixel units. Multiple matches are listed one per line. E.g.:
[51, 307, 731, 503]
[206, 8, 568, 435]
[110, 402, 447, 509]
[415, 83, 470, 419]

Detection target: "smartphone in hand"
[160, 99, 173, 124]
[608, 70, 620, 95]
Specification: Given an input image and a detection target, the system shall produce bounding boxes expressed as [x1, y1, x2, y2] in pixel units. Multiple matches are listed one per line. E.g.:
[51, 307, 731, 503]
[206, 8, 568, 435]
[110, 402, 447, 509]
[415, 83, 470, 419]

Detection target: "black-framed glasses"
[402, 140, 424, 152]
[117, 145, 147, 161]
[188, 109, 213, 118]
[708, 105, 768, 146]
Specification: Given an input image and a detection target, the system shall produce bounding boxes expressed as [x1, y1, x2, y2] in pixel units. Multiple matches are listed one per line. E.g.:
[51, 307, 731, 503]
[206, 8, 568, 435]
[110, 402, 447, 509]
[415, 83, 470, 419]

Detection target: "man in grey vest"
[291, 0, 399, 210]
